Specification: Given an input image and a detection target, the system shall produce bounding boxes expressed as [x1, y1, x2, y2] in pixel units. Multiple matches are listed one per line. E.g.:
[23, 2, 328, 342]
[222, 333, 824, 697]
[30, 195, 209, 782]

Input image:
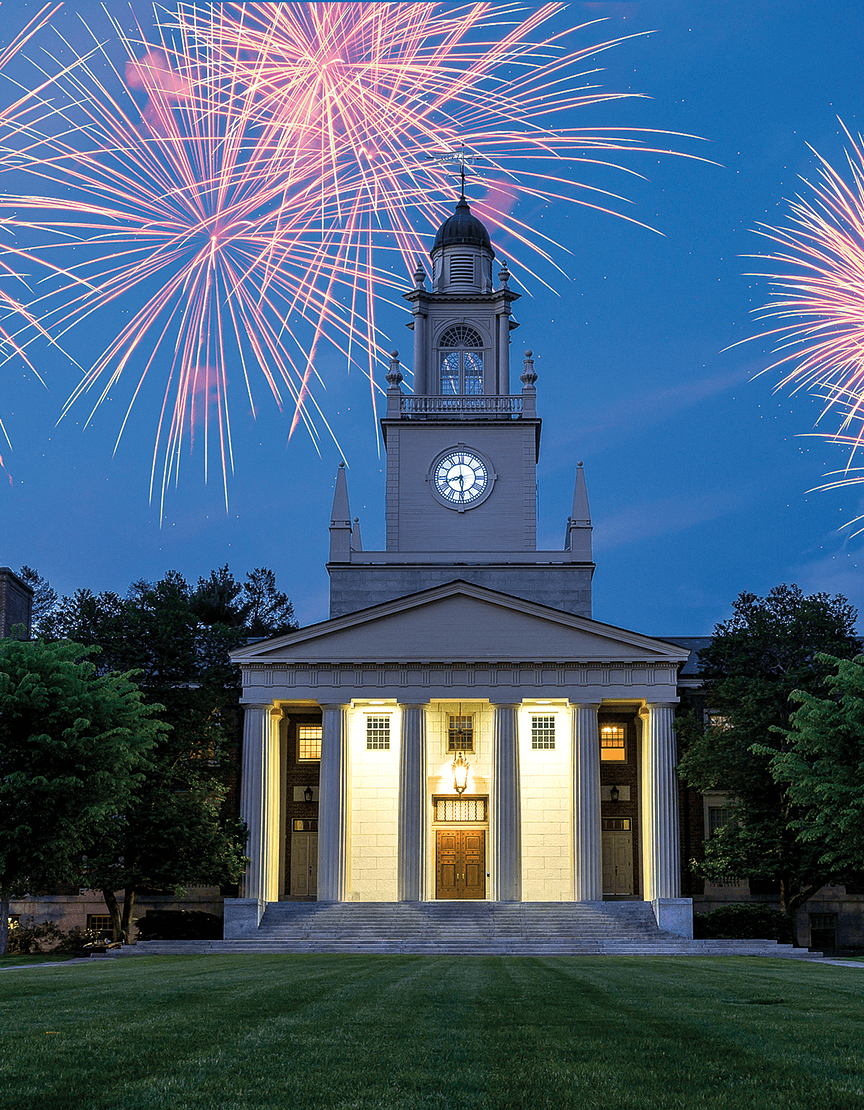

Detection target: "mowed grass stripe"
[1, 955, 863, 1109]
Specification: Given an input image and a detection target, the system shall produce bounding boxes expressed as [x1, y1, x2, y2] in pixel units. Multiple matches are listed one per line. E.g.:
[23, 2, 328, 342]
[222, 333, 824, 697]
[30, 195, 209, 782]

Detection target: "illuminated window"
[366, 716, 390, 750]
[87, 914, 112, 935]
[448, 715, 474, 752]
[297, 724, 322, 762]
[600, 725, 626, 761]
[531, 715, 555, 750]
[292, 819, 319, 832]
[434, 797, 487, 822]
[707, 712, 731, 730]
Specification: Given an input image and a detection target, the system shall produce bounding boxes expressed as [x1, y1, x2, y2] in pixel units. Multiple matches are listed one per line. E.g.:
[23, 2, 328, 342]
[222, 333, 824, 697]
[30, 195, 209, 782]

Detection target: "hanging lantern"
[452, 751, 470, 795]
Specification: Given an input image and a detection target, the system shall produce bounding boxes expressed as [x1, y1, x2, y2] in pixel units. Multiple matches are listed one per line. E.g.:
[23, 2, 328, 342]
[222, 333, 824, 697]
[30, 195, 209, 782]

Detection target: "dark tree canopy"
[773, 654, 864, 878]
[19, 564, 295, 940]
[0, 638, 165, 951]
[677, 584, 862, 932]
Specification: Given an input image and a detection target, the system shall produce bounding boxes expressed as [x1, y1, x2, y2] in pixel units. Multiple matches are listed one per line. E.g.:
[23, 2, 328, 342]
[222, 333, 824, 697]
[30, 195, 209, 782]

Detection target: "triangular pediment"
[231, 581, 689, 666]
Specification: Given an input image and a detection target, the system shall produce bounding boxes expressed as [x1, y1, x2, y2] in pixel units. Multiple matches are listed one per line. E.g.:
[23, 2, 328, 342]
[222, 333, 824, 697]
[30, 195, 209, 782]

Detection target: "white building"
[227, 197, 693, 939]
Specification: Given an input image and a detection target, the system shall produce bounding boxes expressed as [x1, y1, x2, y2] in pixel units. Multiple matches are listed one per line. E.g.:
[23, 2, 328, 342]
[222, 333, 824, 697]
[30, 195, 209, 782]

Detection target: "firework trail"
[1, 2, 697, 509]
[749, 123, 864, 518]
[0, 2, 63, 480]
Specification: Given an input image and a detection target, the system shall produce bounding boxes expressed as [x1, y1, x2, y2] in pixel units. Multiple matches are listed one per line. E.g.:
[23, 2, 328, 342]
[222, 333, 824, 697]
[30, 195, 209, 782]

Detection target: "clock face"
[431, 449, 492, 508]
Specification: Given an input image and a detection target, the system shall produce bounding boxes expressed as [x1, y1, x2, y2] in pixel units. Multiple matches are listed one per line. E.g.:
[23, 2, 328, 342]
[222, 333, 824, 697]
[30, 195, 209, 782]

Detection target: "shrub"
[134, 910, 223, 940]
[6, 918, 65, 954]
[694, 903, 793, 943]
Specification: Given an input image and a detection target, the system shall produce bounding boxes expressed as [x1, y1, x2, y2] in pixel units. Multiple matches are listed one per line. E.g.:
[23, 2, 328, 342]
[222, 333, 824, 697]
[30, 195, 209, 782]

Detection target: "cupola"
[430, 196, 495, 294]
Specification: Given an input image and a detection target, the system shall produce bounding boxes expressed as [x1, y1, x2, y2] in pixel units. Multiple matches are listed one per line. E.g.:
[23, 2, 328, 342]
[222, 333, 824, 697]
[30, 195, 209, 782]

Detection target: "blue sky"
[2, 0, 864, 635]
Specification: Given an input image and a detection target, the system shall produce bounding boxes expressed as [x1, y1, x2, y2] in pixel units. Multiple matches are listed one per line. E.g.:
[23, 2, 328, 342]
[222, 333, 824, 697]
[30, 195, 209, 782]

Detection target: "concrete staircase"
[124, 901, 820, 958]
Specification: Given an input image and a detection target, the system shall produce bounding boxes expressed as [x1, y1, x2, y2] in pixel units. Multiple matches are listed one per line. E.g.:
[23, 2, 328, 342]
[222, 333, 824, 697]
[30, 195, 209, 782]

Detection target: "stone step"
[125, 939, 816, 958]
[119, 901, 822, 959]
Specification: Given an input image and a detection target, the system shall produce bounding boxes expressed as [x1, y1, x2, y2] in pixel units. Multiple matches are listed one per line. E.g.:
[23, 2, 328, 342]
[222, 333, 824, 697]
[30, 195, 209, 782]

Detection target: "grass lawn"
[0, 953, 74, 966]
[2, 955, 864, 1109]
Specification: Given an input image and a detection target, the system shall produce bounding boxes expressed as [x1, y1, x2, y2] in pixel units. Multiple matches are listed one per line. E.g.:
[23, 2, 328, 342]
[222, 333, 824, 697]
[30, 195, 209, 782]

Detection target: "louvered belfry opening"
[448, 254, 475, 285]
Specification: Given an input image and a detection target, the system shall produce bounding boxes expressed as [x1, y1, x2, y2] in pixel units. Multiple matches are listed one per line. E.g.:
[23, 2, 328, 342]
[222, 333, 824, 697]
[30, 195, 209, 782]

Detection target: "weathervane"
[425, 143, 477, 198]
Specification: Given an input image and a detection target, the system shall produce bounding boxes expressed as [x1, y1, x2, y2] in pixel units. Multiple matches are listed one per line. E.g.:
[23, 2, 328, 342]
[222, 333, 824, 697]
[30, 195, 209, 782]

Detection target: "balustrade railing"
[400, 395, 524, 417]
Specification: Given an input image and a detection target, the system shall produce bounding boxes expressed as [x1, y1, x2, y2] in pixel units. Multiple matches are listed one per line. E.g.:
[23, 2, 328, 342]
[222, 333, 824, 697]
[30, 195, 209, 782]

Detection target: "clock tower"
[327, 196, 595, 618]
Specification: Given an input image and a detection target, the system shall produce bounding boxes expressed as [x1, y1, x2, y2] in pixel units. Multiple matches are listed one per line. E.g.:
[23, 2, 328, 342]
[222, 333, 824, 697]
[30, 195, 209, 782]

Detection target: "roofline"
[230, 578, 691, 664]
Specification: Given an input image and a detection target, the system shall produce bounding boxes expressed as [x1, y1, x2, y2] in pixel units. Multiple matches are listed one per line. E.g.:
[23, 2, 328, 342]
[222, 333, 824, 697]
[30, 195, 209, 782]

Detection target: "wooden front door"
[602, 830, 633, 895]
[290, 832, 318, 897]
[436, 829, 486, 899]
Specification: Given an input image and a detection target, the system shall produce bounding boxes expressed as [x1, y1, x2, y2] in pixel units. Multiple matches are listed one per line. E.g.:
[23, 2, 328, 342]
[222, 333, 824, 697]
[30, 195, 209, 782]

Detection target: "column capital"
[570, 701, 601, 711]
[319, 701, 351, 711]
[645, 701, 679, 711]
[268, 705, 284, 721]
[397, 701, 429, 710]
[241, 700, 275, 711]
[490, 700, 521, 710]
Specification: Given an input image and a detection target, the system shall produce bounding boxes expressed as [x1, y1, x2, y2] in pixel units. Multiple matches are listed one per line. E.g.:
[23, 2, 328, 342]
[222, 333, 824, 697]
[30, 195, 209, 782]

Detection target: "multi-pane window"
[448, 715, 474, 752]
[531, 715, 556, 750]
[366, 716, 391, 750]
[87, 914, 112, 935]
[297, 724, 322, 761]
[707, 805, 735, 838]
[600, 725, 626, 761]
[439, 325, 484, 395]
[706, 712, 731, 730]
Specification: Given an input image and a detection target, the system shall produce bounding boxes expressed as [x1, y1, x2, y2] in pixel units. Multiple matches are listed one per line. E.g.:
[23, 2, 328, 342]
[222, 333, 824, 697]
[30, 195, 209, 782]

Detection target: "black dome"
[432, 197, 493, 254]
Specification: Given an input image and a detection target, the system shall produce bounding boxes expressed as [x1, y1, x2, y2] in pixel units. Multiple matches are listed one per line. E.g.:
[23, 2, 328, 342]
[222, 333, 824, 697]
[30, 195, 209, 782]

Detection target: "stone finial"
[386, 350, 403, 388]
[520, 349, 537, 388]
[498, 259, 510, 288]
[414, 264, 427, 289]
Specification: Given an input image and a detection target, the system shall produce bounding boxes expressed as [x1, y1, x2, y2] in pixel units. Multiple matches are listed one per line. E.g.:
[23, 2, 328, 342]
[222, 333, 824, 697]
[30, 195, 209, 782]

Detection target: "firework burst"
[1, 2, 698, 510]
[749, 122, 864, 518]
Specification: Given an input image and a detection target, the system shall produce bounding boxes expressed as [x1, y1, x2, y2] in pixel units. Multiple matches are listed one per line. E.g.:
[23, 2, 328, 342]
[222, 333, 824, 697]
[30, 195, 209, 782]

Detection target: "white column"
[240, 703, 282, 902]
[413, 311, 426, 395]
[318, 703, 350, 902]
[492, 702, 521, 902]
[398, 703, 428, 901]
[641, 702, 681, 900]
[498, 312, 510, 393]
[572, 702, 602, 901]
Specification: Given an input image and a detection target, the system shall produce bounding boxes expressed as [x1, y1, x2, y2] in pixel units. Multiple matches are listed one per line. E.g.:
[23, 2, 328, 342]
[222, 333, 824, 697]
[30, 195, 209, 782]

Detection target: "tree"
[772, 654, 864, 878]
[20, 563, 293, 939]
[39, 570, 253, 940]
[676, 584, 862, 939]
[0, 638, 165, 953]
[17, 565, 57, 637]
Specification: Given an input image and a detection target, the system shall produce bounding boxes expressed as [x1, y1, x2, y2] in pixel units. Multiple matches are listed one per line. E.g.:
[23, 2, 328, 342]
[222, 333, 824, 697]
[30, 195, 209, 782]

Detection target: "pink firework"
[750, 124, 864, 502]
[2, 2, 697, 508]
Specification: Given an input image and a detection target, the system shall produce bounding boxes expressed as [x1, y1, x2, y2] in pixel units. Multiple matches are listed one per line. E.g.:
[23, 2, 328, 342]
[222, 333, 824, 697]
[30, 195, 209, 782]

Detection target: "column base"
[652, 897, 693, 939]
[223, 898, 265, 937]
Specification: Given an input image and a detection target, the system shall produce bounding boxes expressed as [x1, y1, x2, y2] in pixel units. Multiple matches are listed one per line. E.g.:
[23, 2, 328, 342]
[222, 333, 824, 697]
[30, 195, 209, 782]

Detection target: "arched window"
[439, 326, 484, 395]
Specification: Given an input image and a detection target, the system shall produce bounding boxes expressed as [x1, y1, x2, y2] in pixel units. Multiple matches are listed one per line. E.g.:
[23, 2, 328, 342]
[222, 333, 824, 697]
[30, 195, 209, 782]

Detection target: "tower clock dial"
[429, 447, 496, 510]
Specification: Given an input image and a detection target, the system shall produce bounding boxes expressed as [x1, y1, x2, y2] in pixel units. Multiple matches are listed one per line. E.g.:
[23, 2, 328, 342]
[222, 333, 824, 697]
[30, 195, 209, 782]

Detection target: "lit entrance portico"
[229, 584, 689, 923]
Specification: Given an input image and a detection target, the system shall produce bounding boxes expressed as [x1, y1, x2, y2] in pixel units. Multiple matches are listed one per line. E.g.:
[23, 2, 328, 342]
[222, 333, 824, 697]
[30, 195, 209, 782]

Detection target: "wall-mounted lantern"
[452, 751, 470, 795]
[304, 785, 314, 804]
[609, 784, 620, 804]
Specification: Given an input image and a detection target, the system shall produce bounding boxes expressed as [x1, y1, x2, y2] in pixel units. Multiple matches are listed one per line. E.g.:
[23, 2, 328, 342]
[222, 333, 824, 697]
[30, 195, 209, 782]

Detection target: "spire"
[351, 517, 363, 552]
[329, 463, 353, 563]
[565, 462, 592, 561]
